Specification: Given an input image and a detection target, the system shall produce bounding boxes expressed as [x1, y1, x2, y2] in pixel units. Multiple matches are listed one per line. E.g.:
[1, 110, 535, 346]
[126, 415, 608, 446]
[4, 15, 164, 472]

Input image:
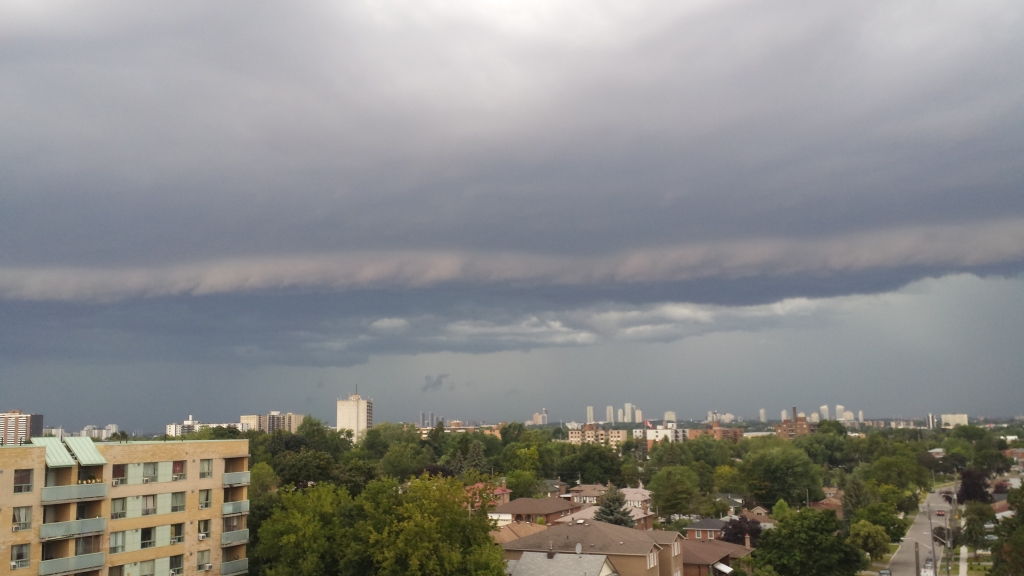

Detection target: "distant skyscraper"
[781, 409, 788, 421]
[586, 406, 595, 424]
[759, 408, 766, 423]
[664, 411, 677, 422]
[541, 408, 549, 425]
[419, 412, 425, 427]
[606, 406, 614, 423]
[624, 403, 633, 423]
[617, 408, 624, 423]
[858, 410, 864, 423]
[843, 410, 854, 421]
[810, 412, 820, 423]
[635, 409, 643, 423]
[707, 410, 714, 422]
[836, 405, 845, 421]
[927, 413, 935, 429]
[820, 405, 830, 420]
[337, 393, 373, 442]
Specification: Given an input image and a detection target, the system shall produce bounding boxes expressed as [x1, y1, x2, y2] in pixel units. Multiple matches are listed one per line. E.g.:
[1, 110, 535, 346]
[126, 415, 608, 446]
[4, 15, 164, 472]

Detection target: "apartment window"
[10, 544, 30, 569]
[196, 550, 210, 569]
[169, 555, 184, 576]
[199, 459, 212, 479]
[142, 463, 158, 483]
[13, 469, 33, 493]
[12, 507, 32, 531]
[199, 489, 212, 509]
[171, 491, 186, 512]
[170, 523, 184, 544]
[139, 560, 155, 576]
[198, 519, 211, 538]
[223, 515, 243, 533]
[109, 566, 124, 576]
[172, 461, 186, 481]
[111, 498, 126, 519]
[75, 535, 101, 556]
[109, 531, 125, 554]
[140, 527, 155, 549]
[142, 495, 156, 516]
[112, 464, 127, 484]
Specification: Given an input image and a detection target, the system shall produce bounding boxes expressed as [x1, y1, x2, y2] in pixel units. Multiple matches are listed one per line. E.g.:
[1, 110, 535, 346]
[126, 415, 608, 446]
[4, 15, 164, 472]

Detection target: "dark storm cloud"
[421, 374, 449, 393]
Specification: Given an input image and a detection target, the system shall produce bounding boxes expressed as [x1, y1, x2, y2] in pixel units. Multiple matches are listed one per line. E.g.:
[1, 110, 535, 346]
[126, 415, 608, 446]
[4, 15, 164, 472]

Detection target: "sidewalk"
[959, 546, 967, 576]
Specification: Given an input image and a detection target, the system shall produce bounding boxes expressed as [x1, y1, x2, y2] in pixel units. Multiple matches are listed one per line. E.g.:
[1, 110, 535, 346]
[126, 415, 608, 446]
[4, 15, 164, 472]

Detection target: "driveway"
[887, 492, 952, 576]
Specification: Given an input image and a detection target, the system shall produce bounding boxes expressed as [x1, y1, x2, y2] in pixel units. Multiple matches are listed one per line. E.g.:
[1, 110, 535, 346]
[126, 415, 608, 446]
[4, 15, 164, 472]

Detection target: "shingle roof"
[491, 522, 550, 544]
[507, 552, 615, 576]
[687, 518, 727, 530]
[495, 497, 580, 515]
[680, 540, 734, 565]
[502, 520, 661, 556]
[553, 505, 655, 525]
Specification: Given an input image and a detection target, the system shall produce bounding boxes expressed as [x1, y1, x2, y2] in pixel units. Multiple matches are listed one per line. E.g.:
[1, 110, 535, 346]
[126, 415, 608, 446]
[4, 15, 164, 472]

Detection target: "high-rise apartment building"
[634, 409, 643, 424]
[858, 410, 864, 423]
[605, 406, 614, 423]
[1, 410, 44, 445]
[238, 412, 304, 434]
[586, 406, 594, 424]
[810, 412, 820, 423]
[781, 410, 788, 421]
[0, 436, 250, 576]
[617, 409, 624, 423]
[927, 413, 935, 429]
[759, 408, 766, 423]
[337, 393, 373, 441]
[664, 411, 676, 422]
[835, 405, 845, 421]
[820, 405, 830, 421]
[624, 404, 633, 424]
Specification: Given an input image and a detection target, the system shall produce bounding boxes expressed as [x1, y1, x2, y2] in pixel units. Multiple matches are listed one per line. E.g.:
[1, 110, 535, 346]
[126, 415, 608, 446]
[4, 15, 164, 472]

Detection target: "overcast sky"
[1, 0, 1022, 431]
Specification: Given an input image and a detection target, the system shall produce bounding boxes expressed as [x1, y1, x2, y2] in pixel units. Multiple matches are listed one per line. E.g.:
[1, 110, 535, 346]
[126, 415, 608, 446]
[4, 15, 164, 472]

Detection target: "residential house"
[568, 483, 609, 504]
[489, 521, 548, 544]
[539, 478, 568, 498]
[502, 520, 682, 576]
[554, 503, 658, 531]
[808, 497, 843, 519]
[715, 493, 745, 516]
[737, 508, 775, 530]
[684, 518, 726, 540]
[679, 539, 751, 576]
[822, 486, 843, 499]
[505, 551, 617, 576]
[623, 487, 652, 510]
[466, 481, 512, 509]
[490, 497, 583, 526]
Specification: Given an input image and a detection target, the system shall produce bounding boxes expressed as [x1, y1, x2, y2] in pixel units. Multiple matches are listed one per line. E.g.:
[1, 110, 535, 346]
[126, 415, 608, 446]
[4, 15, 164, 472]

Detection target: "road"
[887, 491, 952, 576]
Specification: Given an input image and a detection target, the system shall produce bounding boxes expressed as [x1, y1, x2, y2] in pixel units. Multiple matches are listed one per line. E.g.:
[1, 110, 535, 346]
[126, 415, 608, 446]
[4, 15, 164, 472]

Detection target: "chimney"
[547, 541, 555, 559]
[745, 533, 751, 548]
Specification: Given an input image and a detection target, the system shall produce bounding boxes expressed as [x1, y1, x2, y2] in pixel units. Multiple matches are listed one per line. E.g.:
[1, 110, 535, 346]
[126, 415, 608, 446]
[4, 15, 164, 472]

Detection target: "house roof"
[696, 539, 752, 560]
[502, 520, 662, 557]
[739, 511, 775, 524]
[686, 518, 727, 531]
[621, 487, 651, 501]
[30, 437, 76, 468]
[809, 500, 843, 519]
[648, 531, 684, 546]
[553, 505, 656, 525]
[506, 551, 616, 576]
[491, 522, 549, 544]
[63, 437, 108, 466]
[495, 497, 580, 515]
[679, 540, 733, 565]
[570, 483, 609, 493]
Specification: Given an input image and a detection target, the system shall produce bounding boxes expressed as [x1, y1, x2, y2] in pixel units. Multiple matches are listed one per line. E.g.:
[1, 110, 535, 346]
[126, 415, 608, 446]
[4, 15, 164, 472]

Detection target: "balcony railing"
[221, 529, 249, 547]
[142, 508, 157, 516]
[223, 472, 250, 486]
[12, 521, 31, 532]
[221, 558, 248, 576]
[40, 483, 107, 503]
[38, 552, 105, 576]
[222, 500, 250, 515]
[39, 518, 107, 541]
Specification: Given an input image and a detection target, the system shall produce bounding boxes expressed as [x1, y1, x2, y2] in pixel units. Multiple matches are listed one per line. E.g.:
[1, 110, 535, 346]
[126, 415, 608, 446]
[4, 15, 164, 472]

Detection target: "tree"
[958, 469, 993, 503]
[991, 488, 1024, 576]
[852, 502, 908, 542]
[505, 470, 539, 500]
[556, 443, 623, 485]
[771, 500, 792, 522]
[714, 465, 747, 495]
[255, 484, 355, 576]
[817, 420, 848, 436]
[378, 443, 433, 481]
[841, 476, 871, 522]
[250, 461, 278, 499]
[274, 448, 338, 488]
[649, 466, 701, 517]
[594, 485, 635, 528]
[962, 501, 996, 560]
[722, 517, 762, 547]
[753, 508, 867, 576]
[296, 417, 352, 460]
[742, 446, 822, 506]
[848, 520, 890, 561]
[500, 422, 526, 446]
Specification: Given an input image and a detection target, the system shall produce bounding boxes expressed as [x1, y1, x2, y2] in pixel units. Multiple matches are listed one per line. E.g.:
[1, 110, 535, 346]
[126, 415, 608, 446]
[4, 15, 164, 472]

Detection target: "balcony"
[221, 558, 248, 576]
[39, 518, 106, 541]
[221, 529, 249, 547]
[222, 500, 250, 515]
[223, 472, 250, 486]
[40, 483, 107, 504]
[38, 553, 105, 576]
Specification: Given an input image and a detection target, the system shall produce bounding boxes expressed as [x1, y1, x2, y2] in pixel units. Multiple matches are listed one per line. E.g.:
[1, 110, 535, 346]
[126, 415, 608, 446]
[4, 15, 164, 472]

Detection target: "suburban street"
[888, 491, 953, 576]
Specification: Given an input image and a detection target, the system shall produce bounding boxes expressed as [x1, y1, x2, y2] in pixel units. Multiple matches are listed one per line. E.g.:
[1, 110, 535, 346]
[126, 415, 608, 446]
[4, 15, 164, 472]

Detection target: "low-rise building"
[941, 414, 969, 429]
[688, 422, 743, 443]
[774, 407, 817, 439]
[554, 502, 657, 530]
[679, 539, 751, 576]
[568, 483, 609, 504]
[505, 551, 617, 576]
[490, 497, 583, 526]
[684, 518, 727, 541]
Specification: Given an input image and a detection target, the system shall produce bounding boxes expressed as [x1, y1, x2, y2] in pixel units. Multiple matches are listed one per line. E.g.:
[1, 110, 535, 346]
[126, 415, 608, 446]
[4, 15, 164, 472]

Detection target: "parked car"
[936, 510, 946, 516]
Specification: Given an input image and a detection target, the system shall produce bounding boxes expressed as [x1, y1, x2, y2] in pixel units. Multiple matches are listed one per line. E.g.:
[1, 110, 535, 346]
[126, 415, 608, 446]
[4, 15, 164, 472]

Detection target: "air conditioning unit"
[12, 526, 21, 532]
[198, 534, 207, 540]
[11, 562, 19, 569]
[142, 478, 150, 483]
[204, 564, 213, 571]
[112, 479, 121, 486]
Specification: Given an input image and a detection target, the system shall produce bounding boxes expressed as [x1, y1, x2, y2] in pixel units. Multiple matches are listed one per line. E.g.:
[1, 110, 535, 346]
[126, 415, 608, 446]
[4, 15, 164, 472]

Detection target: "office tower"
[420, 412, 425, 427]
[429, 412, 436, 427]
[337, 393, 373, 441]
[0, 410, 43, 445]
[781, 409, 788, 421]
[624, 403, 633, 423]
[836, 405, 845, 421]
[617, 408, 624, 423]
[664, 411, 677, 422]
[1, 436, 250, 576]
[586, 406, 595, 424]
[606, 406, 614, 423]
[759, 408, 766, 422]
[635, 409, 643, 424]
[858, 410, 864, 423]
[820, 405, 830, 420]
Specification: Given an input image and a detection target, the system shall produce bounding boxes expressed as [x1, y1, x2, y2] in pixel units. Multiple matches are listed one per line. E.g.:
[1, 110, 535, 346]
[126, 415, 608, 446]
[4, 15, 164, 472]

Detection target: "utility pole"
[927, 502, 939, 569]
[915, 541, 921, 576]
